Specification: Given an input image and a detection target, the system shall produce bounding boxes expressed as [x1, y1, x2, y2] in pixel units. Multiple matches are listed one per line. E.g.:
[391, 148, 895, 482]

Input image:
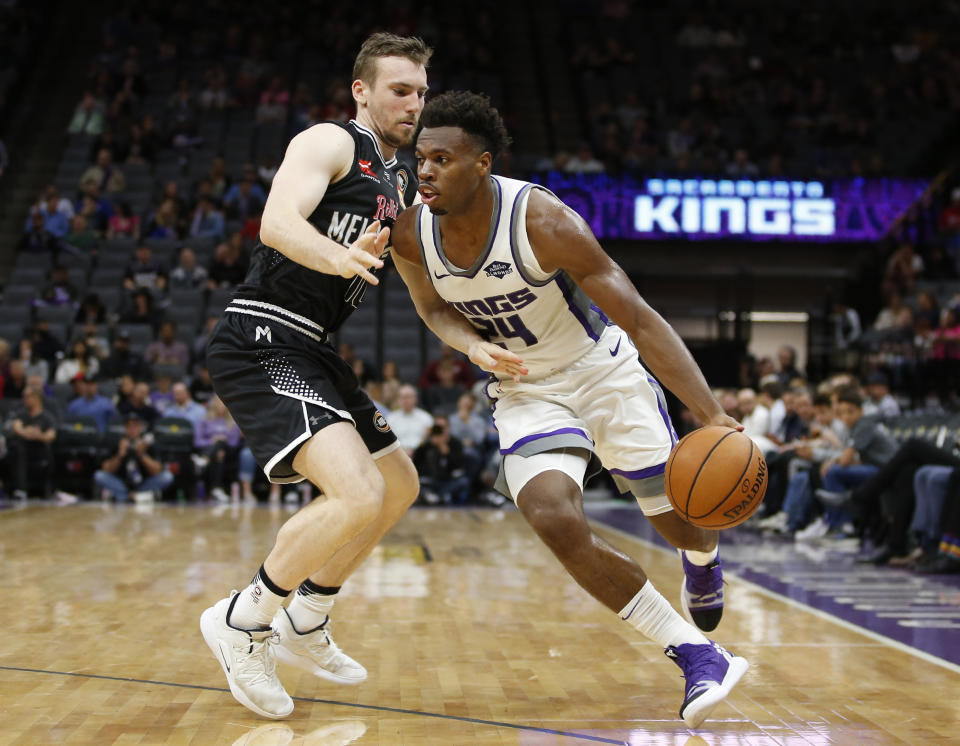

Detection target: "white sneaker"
[272, 607, 367, 685]
[756, 511, 788, 531]
[211, 487, 230, 503]
[795, 516, 829, 541]
[200, 592, 294, 719]
[283, 490, 299, 505]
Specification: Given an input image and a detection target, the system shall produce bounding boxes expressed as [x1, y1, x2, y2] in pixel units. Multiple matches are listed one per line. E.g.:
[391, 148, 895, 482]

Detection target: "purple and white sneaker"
[680, 551, 724, 632]
[665, 640, 749, 728]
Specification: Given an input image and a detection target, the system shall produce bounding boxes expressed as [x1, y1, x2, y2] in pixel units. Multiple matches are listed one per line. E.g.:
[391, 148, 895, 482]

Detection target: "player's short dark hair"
[419, 91, 512, 160]
[835, 386, 863, 409]
[353, 32, 432, 87]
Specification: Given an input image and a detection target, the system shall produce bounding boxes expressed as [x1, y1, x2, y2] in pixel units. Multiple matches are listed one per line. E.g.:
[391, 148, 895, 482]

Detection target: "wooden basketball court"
[2, 501, 958, 744]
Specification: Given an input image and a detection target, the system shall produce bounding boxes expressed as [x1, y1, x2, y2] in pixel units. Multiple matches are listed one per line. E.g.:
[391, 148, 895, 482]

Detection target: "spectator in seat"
[189, 196, 226, 242]
[100, 330, 151, 381]
[190, 364, 216, 404]
[419, 344, 475, 390]
[776, 345, 803, 388]
[195, 396, 243, 502]
[75, 293, 107, 325]
[862, 372, 900, 417]
[938, 187, 960, 249]
[8, 385, 57, 499]
[107, 202, 141, 240]
[150, 373, 175, 414]
[66, 373, 117, 433]
[870, 292, 913, 340]
[414, 416, 470, 505]
[169, 246, 209, 289]
[422, 359, 467, 416]
[63, 214, 102, 257]
[207, 233, 248, 288]
[94, 413, 173, 502]
[388, 384, 433, 457]
[145, 321, 189, 368]
[16, 339, 49, 384]
[55, 339, 100, 384]
[166, 382, 205, 426]
[35, 265, 79, 307]
[883, 243, 923, 298]
[80, 148, 126, 194]
[223, 173, 266, 223]
[124, 243, 167, 293]
[563, 143, 605, 174]
[4, 360, 26, 399]
[120, 288, 156, 327]
[17, 210, 60, 256]
[117, 381, 159, 426]
[145, 199, 180, 240]
[67, 92, 106, 136]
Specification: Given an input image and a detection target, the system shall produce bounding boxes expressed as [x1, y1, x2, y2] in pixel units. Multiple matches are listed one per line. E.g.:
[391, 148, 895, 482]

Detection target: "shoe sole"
[273, 643, 367, 685]
[199, 605, 294, 719]
[679, 576, 723, 632]
[681, 655, 749, 728]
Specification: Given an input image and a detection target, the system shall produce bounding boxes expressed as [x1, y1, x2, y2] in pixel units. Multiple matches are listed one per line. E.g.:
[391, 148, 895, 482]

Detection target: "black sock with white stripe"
[286, 580, 340, 633]
[229, 565, 292, 630]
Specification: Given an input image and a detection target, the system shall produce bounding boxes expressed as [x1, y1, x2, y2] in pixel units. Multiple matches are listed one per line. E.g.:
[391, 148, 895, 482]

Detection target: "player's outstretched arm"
[527, 190, 736, 428]
[259, 124, 384, 282]
[391, 209, 528, 381]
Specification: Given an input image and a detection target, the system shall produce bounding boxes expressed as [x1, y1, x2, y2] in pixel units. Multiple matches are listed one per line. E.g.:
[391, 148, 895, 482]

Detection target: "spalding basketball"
[665, 426, 767, 529]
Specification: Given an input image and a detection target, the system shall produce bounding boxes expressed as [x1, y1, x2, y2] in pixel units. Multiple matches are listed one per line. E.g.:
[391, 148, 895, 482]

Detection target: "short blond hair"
[352, 32, 432, 87]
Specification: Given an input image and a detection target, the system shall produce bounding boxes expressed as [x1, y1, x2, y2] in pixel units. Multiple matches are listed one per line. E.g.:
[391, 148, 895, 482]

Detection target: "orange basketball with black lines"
[665, 426, 767, 529]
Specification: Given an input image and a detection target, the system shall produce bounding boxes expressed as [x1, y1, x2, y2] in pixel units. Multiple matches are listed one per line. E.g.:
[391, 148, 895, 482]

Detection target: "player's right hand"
[336, 220, 389, 285]
[468, 341, 528, 382]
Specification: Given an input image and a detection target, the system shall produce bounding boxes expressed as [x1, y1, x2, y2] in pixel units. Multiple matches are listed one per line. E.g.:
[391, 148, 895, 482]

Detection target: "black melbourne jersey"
[234, 120, 418, 333]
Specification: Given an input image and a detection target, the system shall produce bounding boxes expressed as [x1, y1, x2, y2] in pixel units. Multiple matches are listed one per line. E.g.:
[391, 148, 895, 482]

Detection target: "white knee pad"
[503, 449, 589, 505]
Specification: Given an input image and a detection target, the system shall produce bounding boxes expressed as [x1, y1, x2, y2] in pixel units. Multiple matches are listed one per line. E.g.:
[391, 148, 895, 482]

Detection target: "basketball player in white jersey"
[390, 91, 749, 728]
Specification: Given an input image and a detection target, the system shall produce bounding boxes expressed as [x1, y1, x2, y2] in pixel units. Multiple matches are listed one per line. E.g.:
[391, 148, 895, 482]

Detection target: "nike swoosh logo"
[433, 270, 451, 280]
[609, 338, 621, 356]
[217, 641, 231, 673]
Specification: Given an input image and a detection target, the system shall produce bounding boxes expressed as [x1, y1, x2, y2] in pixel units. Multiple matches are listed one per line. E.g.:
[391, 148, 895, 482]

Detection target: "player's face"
[359, 56, 428, 149]
[415, 127, 490, 215]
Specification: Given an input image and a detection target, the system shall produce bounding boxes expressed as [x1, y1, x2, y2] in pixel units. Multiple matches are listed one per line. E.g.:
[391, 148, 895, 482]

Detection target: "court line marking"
[591, 520, 960, 677]
[0, 665, 629, 745]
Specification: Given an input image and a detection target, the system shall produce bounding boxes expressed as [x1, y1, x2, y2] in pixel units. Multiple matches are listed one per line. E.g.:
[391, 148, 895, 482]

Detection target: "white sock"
[619, 580, 708, 647]
[229, 566, 291, 630]
[286, 581, 338, 633]
[680, 545, 719, 566]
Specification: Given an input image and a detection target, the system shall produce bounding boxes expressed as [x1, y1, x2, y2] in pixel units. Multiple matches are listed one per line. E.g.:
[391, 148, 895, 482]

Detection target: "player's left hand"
[468, 341, 528, 382]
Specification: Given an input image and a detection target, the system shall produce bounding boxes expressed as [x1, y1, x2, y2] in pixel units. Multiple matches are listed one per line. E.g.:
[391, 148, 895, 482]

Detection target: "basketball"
[665, 426, 767, 529]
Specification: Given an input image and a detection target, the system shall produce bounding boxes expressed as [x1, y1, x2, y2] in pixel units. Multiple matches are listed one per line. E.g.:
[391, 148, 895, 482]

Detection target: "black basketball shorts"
[206, 302, 396, 483]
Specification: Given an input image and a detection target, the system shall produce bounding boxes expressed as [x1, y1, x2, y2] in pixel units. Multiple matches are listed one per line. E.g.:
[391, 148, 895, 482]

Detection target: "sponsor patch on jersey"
[483, 260, 513, 279]
[396, 169, 409, 208]
[358, 159, 380, 182]
[374, 410, 391, 432]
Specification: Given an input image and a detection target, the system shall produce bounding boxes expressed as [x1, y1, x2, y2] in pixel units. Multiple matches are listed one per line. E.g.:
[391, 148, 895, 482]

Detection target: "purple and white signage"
[533, 173, 929, 242]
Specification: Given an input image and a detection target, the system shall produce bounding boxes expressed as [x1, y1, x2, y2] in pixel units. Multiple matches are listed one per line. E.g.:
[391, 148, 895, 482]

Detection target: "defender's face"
[416, 127, 488, 215]
[359, 56, 427, 149]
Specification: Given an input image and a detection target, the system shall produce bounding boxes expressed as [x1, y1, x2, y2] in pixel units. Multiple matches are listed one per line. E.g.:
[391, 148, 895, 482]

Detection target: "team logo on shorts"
[373, 410, 391, 432]
[484, 260, 513, 279]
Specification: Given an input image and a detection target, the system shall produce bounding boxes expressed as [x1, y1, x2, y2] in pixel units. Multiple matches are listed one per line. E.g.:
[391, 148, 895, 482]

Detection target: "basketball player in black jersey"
[199, 35, 524, 719]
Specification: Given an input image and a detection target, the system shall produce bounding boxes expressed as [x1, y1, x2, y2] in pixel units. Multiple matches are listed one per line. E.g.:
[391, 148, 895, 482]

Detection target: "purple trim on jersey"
[609, 462, 666, 480]
[501, 427, 592, 455]
[648, 376, 679, 446]
[590, 303, 611, 326]
[554, 274, 600, 341]
[432, 177, 503, 278]
[508, 182, 559, 288]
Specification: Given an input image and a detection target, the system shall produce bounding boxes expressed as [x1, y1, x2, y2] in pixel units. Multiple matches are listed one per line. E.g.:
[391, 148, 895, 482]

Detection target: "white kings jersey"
[416, 175, 612, 380]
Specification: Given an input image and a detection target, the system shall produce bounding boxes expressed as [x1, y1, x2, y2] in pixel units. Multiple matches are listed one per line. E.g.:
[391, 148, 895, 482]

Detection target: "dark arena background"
[1, 1, 959, 744]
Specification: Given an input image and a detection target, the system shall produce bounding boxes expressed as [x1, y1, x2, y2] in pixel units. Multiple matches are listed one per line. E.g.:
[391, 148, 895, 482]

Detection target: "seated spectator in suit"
[7, 385, 57, 499]
[66, 374, 117, 433]
[116, 381, 159, 426]
[145, 321, 189, 368]
[17, 210, 60, 256]
[80, 148, 126, 194]
[93, 413, 173, 502]
[169, 247, 209, 289]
